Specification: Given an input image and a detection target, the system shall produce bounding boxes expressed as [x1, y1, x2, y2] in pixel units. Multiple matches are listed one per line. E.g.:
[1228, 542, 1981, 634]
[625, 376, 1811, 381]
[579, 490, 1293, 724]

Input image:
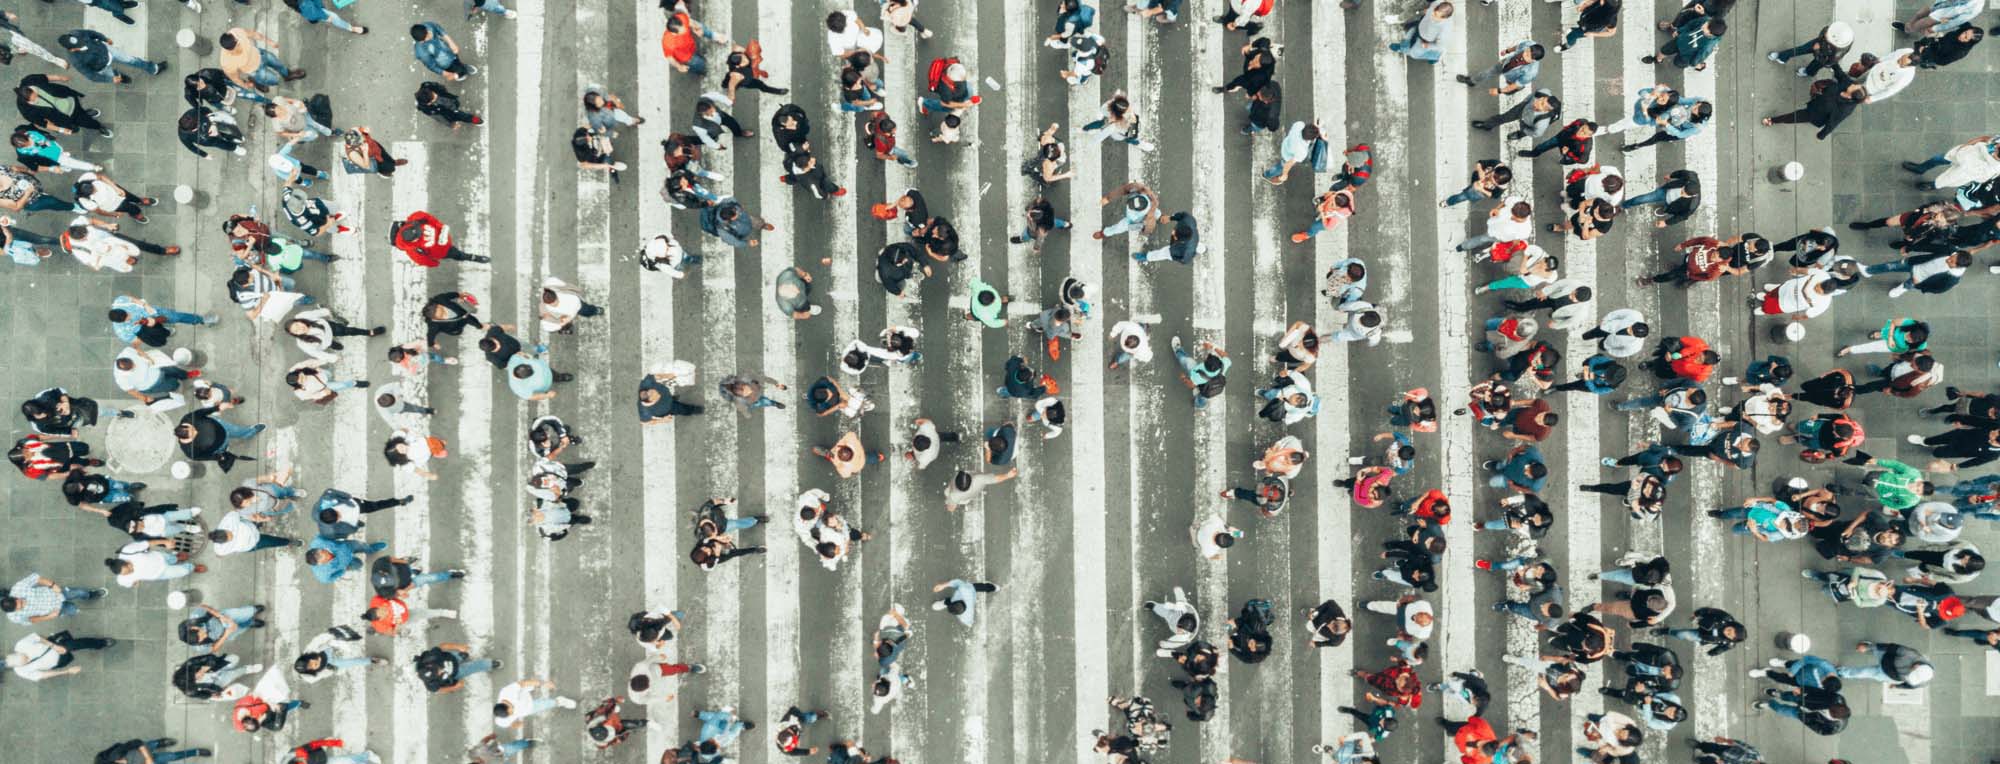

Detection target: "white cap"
[1825, 22, 1853, 48]
[946, 62, 968, 80]
[1904, 663, 1934, 686]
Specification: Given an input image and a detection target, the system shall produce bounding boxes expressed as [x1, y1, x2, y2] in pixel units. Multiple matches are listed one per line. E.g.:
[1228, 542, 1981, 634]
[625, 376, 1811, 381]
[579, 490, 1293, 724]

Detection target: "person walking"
[57, 29, 165, 85]
[3, 572, 104, 624]
[493, 678, 579, 729]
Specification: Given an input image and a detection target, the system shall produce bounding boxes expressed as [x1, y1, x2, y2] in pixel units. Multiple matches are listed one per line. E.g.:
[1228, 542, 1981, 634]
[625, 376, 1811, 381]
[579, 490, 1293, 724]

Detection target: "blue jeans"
[1861, 259, 1915, 277]
[1910, 153, 1949, 172]
[219, 419, 266, 442]
[1663, 628, 1702, 644]
[1102, 211, 1148, 239]
[100, 477, 136, 504]
[252, 48, 290, 87]
[1492, 555, 1532, 572]
[409, 570, 456, 587]
[1020, 218, 1071, 242]
[1173, 349, 1212, 409]
[455, 658, 496, 680]
[466, 0, 512, 15]
[1443, 186, 1485, 206]
[145, 740, 203, 764]
[1597, 568, 1638, 585]
[685, 51, 709, 76]
[724, 516, 760, 532]
[1766, 698, 1804, 721]
[77, 47, 162, 83]
[1261, 157, 1292, 179]
[697, 710, 746, 744]
[1615, 394, 1664, 411]
[1478, 518, 1512, 531]
[1622, 187, 1669, 208]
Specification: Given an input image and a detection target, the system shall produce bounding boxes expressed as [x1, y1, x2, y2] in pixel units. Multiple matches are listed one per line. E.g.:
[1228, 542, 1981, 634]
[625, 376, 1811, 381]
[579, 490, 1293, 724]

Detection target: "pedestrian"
[1761, 68, 1865, 140]
[1389, 1, 1456, 64]
[1644, 14, 1725, 70]
[411, 22, 477, 80]
[1895, 0, 1983, 38]
[1769, 22, 1854, 78]
[3, 572, 105, 625]
[493, 678, 579, 730]
[931, 578, 997, 625]
[1472, 89, 1561, 141]
[393, 210, 489, 266]
[415, 81, 484, 127]
[15, 72, 113, 137]
[217, 28, 305, 102]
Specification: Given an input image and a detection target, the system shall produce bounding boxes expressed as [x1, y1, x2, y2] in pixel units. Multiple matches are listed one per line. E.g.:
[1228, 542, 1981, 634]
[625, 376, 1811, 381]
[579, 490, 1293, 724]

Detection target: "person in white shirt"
[1862, 48, 1918, 103]
[824, 9, 883, 58]
[286, 357, 367, 404]
[870, 663, 912, 714]
[370, 381, 434, 429]
[901, 419, 956, 469]
[1189, 514, 1242, 561]
[537, 276, 601, 334]
[208, 508, 298, 556]
[1107, 320, 1153, 370]
[112, 344, 189, 401]
[493, 678, 578, 729]
[1455, 197, 1533, 255]
[7, 631, 113, 681]
[1755, 267, 1839, 320]
[72, 171, 155, 222]
[106, 538, 203, 587]
[626, 657, 706, 704]
[62, 215, 179, 272]
[638, 233, 700, 279]
[1330, 299, 1385, 346]
[1586, 308, 1649, 358]
[1725, 383, 1792, 434]
[283, 307, 383, 362]
[1364, 594, 1435, 641]
[1145, 586, 1199, 657]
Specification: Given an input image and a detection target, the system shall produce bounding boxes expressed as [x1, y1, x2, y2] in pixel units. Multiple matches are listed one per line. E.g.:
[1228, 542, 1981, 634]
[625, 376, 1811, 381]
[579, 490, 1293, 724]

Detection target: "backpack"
[1091, 41, 1111, 75]
[926, 57, 958, 92]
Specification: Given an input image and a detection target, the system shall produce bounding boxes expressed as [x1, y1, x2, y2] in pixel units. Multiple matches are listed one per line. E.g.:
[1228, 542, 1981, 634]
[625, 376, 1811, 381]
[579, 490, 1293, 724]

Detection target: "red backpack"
[926, 57, 958, 92]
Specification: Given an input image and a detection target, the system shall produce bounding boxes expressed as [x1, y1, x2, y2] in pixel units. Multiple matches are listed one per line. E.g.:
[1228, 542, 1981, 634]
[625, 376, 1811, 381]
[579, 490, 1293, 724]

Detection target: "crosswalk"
[1, 1, 1964, 763]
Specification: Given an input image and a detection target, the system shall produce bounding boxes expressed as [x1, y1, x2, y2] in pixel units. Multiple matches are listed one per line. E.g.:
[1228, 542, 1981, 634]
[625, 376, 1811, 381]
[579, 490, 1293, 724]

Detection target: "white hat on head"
[1825, 22, 1854, 48]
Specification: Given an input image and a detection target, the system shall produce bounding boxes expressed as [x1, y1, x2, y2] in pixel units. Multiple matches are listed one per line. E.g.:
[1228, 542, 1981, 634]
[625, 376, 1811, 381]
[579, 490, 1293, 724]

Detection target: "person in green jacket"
[1643, 14, 1726, 71]
[1836, 456, 1934, 511]
[1835, 317, 1928, 357]
[962, 278, 1008, 329]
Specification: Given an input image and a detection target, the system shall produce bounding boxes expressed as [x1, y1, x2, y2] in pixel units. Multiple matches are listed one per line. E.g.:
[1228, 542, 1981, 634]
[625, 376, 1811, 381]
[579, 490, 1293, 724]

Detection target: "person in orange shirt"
[661, 11, 726, 75]
[1440, 715, 1499, 764]
[216, 28, 303, 103]
[359, 593, 456, 636]
[1651, 335, 1719, 383]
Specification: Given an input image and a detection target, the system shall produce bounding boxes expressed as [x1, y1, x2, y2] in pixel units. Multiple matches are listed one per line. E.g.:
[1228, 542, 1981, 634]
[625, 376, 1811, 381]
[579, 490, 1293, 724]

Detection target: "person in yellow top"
[217, 28, 304, 103]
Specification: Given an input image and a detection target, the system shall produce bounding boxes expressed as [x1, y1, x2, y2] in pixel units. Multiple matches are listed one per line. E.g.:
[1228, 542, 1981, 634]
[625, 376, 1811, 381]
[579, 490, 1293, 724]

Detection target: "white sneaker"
[1769, 658, 1788, 668]
[440, 609, 459, 619]
[242, 663, 265, 674]
[1136, 141, 1155, 152]
[1747, 668, 1767, 678]
[1720, 376, 1739, 385]
[557, 697, 578, 709]
[1988, 264, 2000, 274]
[1908, 434, 1927, 445]
[1887, 285, 1908, 298]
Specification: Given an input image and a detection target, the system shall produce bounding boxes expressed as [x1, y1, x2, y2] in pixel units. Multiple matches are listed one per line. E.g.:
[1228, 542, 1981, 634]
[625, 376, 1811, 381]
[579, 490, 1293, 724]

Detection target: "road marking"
[389, 140, 434, 764]
[634, 3, 680, 759]
[1422, 1, 1477, 735]
[1064, 2, 1109, 762]
[1309, 0, 1356, 749]
[1188, 7, 1233, 759]
[326, 163, 373, 750]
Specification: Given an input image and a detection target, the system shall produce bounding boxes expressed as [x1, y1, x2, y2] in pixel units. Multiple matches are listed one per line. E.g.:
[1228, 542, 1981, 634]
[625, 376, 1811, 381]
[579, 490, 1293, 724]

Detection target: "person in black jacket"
[94, 738, 213, 764]
[1654, 606, 1744, 655]
[414, 81, 482, 127]
[177, 106, 244, 159]
[1753, 686, 1848, 735]
[1761, 69, 1865, 140]
[15, 72, 113, 137]
[1914, 25, 1983, 69]
[1225, 599, 1273, 664]
[175, 405, 264, 472]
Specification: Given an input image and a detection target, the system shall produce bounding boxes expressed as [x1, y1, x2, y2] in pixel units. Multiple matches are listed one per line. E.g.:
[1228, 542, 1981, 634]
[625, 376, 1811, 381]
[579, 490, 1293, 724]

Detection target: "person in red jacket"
[1441, 715, 1499, 764]
[1652, 336, 1719, 383]
[390, 210, 489, 267]
[283, 739, 379, 763]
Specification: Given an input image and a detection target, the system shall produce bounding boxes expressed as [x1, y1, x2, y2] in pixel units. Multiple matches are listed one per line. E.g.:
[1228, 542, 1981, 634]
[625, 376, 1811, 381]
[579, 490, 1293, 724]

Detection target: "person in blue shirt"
[1621, 99, 1713, 152]
[410, 22, 477, 81]
[57, 29, 164, 85]
[305, 535, 385, 584]
[1457, 39, 1544, 96]
[1485, 444, 1548, 493]
[1643, 14, 1725, 71]
[108, 295, 215, 346]
[506, 346, 571, 402]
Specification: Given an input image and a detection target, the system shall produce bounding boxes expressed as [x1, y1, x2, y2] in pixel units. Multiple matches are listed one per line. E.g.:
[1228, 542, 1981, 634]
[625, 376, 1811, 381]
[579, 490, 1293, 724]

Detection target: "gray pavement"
[1, 0, 1998, 763]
